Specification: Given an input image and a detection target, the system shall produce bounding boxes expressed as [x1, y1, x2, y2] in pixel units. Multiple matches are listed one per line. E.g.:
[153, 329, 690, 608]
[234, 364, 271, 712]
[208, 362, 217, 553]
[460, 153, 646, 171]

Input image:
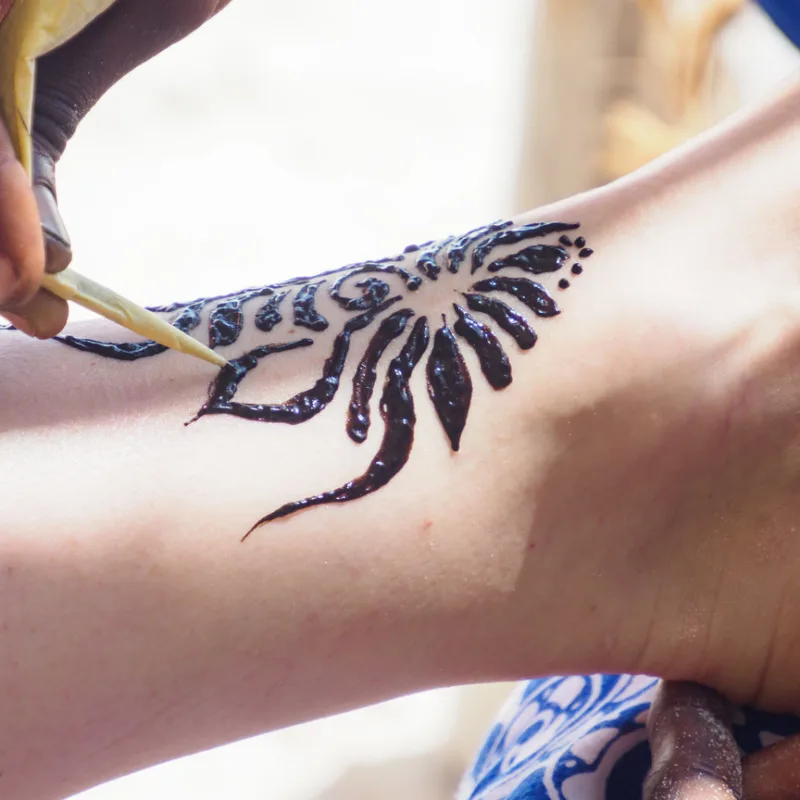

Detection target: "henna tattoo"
[470, 277, 561, 318]
[209, 287, 274, 349]
[246, 316, 431, 538]
[293, 283, 329, 332]
[471, 222, 578, 273]
[461, 293, 537, 351]
[426, 317, 472, 451]
[191, 297, 401, 425]
[348, 309, 415, 443]
[39, 219, 596, 535]
[452, 304, 512, 390]
[255, 291, 288, 333]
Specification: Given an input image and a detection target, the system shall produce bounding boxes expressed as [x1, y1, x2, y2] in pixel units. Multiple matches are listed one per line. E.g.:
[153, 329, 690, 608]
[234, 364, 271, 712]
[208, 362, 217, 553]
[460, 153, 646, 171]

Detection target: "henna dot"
[404, 244, 420, 254]
[558, 278, 570, 290]
[575, 236, 586, 248]
[559, 235, 573, 247]
[571, 263, 583, 275]
[579, 248, 594, 259]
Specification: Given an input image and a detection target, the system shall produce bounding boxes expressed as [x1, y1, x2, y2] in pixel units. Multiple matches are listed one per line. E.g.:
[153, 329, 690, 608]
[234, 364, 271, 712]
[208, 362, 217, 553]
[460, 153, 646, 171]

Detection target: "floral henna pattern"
[52, 220, 594, 536]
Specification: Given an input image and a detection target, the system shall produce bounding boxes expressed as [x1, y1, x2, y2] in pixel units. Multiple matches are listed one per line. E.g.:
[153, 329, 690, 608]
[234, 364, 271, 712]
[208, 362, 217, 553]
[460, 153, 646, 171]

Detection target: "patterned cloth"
[458, 674, 800, 800]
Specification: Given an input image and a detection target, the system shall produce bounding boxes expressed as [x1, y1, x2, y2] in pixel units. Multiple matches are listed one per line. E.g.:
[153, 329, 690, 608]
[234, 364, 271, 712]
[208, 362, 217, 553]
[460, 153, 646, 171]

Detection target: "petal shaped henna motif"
[255, 291, 288, 333]
[486, 244, 569, 275]
[470, 277, 560, 318]
[293, 283, 330, 332]
[46, 220, 592, 532]
[426, 318, 472, 451]
[246, 316, 431, 536]
[462, 293, 537, 350]
[193, 297, 401, 425]
[209, 287, 274, 349]
[471, 222, 579, 273]
[348, 308, 415, 443]
[452, 304, 512, 390]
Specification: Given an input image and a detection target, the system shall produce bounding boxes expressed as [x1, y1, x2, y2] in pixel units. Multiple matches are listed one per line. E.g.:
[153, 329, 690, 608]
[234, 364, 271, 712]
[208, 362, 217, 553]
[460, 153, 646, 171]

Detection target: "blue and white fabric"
[458, 674, 800, 800]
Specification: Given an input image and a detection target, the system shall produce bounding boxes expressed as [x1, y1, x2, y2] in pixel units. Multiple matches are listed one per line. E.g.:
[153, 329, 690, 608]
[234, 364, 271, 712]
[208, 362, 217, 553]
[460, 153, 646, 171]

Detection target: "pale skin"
[2, 40, 800, 800]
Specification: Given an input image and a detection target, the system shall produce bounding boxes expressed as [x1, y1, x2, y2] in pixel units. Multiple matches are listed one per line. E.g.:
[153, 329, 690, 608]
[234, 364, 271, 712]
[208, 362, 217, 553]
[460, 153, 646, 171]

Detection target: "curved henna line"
[452, 304, 512, 390]
[426, 317, 472, 451]
[471, 222, 579, 273]
[329, 275, 392, 312]
[56, 302, 205, 361]
[246, 316, 431, 534]
[347, 308, 415, 443]
[446, 220, 510, 274]
[462, 293, 537, 350]
[186, 339, 315, 425]
[293, 283, 330, 332]
[486, 244, 569, 275]
[255, 291, 288, 333]
[194, 297, 401, 424]
[330, 262, 423, 294]
[470, 277, 561, 317]
[209, 287, 274, 349]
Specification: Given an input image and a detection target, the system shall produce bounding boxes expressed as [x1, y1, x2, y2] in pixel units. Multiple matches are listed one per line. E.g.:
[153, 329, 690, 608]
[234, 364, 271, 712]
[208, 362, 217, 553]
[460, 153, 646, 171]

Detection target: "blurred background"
[57, 0, 799, 797]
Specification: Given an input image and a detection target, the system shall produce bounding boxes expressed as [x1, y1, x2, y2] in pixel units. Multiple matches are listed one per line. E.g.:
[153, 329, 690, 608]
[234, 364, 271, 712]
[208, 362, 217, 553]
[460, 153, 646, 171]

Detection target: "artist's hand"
[0, 120, 46, 334]
[1, 0, 233, 338]
[645, 681, 800, 799]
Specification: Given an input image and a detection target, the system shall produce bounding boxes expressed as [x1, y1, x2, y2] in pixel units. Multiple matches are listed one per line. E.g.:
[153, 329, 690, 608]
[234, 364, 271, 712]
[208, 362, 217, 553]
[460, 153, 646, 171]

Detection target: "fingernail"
[1, 311, 36, 337]
[34, 184, 72, 273]
[0, 253, 20, 305]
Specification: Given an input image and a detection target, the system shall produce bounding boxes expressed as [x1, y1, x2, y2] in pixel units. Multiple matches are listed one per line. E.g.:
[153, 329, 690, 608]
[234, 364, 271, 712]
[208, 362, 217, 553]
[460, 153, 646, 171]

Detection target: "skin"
[0, 0, 233, 337]
[1, 79, 800, 799]
[0, 4, 799, 795]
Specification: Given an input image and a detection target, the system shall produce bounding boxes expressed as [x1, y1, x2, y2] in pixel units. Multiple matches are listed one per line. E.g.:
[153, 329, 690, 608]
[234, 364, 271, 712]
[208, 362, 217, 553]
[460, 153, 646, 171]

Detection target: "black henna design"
[426, 317, 472, 451]
[293, 283, 329, 332]
[209, 287, 274, 349]
[38, 219, 596, 534]
[470, 277, 560, 317]
[471, 222, 579, 273]
[452, 304, 512, 390]
[245, 316, 431, 538]
[348, 309, 415, 443]
[462, 293, 537, 351]
[190, 297, 401, 425]
[59, 302, 204, 361]
[486, 244, 570, 276]
[255, 291, 288, 333]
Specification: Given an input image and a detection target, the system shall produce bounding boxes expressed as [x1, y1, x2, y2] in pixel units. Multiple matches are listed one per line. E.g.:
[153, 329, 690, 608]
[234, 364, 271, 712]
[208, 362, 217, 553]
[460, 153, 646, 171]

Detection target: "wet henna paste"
[43, 220, 595, 534]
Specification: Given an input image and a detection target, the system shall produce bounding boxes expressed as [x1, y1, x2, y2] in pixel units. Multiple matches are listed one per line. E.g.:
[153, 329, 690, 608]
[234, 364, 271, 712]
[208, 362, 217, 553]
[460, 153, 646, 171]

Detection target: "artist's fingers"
[0, 119, 45, 309]
[743, 733, 800, 799]
[645, 681, 743, 800]
[1, 290, 69, 339]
